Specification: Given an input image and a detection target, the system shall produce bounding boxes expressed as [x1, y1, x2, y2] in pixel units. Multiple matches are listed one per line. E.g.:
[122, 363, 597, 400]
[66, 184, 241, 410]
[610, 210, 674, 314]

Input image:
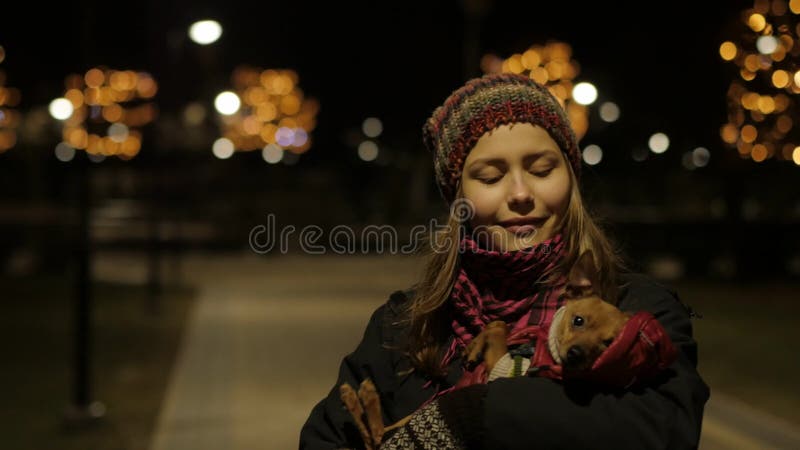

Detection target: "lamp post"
[54, 67, 157, 424]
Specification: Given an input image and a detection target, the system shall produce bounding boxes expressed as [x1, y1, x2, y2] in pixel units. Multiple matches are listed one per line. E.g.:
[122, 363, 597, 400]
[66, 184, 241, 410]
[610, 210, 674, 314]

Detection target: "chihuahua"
[549, 249, 631, 372]
[464, 249, 630, 374]
[340, 250, 629, 448]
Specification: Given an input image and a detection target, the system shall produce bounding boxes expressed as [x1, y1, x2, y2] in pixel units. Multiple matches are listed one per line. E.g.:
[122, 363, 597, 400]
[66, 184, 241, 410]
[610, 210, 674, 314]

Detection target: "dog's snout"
[565, 346, 585, 367]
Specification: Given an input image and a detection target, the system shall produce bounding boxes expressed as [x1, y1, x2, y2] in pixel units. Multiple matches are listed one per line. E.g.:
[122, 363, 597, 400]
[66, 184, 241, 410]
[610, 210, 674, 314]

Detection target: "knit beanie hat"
[423, 73, 582, 204]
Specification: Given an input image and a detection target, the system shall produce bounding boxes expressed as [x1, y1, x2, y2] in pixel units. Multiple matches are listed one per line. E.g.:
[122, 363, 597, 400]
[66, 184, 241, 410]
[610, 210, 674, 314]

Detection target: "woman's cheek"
[469, 195, 498, 225]
[539, 174, 571, 208]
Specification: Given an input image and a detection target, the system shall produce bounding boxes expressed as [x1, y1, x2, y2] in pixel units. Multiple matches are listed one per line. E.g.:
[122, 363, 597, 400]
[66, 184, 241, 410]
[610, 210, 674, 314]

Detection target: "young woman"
[300, 73, 709, 450]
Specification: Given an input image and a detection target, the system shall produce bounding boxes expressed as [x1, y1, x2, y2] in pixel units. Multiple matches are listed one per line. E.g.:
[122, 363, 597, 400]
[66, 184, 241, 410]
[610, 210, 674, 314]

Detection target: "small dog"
[464, 249, 629, 374]
[549, 249, 630, 372]
[340, 250, 629, 448]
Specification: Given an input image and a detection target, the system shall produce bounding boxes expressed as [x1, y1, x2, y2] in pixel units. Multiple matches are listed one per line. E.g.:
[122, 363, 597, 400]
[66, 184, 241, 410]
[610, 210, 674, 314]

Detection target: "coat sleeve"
[299, 291, 412, 450]
[480, 276, 710, 450]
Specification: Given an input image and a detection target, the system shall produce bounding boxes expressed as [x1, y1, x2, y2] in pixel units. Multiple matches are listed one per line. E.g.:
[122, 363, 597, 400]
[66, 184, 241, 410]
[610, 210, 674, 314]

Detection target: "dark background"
[2, 2, 800, 448]
[1, 0, 797, 281]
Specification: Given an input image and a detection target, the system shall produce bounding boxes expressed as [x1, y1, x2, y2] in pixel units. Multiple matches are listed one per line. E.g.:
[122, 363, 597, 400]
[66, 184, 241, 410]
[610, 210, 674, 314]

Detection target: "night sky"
[3, 1, 754, 166]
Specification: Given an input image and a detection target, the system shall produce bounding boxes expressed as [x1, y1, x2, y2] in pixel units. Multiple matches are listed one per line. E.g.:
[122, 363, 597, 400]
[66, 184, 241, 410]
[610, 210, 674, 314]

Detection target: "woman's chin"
[486, 227, 549, 252]
[509, 235, 543, 252]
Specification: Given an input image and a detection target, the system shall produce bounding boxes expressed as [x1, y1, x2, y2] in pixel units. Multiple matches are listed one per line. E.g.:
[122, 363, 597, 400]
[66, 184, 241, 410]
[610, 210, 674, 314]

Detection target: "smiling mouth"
[500, 218, 546, 237]
[503, 224, 539, 237]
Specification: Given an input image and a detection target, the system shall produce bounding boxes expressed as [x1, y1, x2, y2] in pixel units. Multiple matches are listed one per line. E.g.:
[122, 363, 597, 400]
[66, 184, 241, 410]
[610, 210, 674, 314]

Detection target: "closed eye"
[532, 168, 553, 177]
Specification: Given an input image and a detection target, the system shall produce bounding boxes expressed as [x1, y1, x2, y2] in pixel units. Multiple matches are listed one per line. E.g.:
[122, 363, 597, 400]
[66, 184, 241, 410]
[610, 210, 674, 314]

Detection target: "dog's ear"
[565, 250, 600, 299]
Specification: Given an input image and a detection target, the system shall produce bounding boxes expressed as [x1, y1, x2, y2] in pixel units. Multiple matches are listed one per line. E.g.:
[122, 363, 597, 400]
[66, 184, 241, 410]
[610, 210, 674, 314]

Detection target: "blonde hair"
[401, 159, 629, 379]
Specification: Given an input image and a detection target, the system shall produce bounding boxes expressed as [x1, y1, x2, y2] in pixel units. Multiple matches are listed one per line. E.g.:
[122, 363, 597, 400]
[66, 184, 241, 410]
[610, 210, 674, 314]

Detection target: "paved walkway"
[145, 253, 421, 450]
[92, 252, 800, 450]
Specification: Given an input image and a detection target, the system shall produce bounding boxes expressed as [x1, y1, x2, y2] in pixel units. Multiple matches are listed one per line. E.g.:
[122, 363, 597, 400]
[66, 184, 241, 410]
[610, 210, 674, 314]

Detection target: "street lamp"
[188, 20, 223, 45]
[572, 82, 598, 106]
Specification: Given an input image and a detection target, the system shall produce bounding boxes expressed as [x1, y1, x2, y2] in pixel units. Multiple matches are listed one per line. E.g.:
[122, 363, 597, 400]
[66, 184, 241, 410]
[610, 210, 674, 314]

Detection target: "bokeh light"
[721, 3, 800, 163]
[599, 102, 620, 123]
[756, 35, 779, 54]
[212, 137, 235, 159]
[582, 144, 603, 165]
[692, 147, 711, 167]
[482, 41, 594, 140]
[189, 20, 223, 45]
[748, 13, 767, 32]
[648, 132, 670, 154]
[572, 82, 598, 105]
[720, 41, 738, 60]
[262, 143, 283, 164]
[275, 127, 294, 147]
[0, 51, 20, 153]
[358, 140, 379, 161]
[49, 98, 74, 120]
[215, 91, 241, 115]
[362, 117, 383, 138]
[107, 123, 129, 142]
[214, 66, 318, 155]
[52, 67, 157, 160]
[55, 142, 76, 162]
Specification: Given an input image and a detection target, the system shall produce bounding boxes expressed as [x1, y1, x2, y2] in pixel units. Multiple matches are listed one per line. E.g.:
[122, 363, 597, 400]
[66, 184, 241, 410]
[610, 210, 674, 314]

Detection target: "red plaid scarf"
[439, 232, 568, 370]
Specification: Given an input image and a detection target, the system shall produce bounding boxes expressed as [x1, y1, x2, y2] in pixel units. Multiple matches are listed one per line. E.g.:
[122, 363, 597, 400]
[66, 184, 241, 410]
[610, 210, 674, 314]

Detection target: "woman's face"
[460, 123, 572, 252]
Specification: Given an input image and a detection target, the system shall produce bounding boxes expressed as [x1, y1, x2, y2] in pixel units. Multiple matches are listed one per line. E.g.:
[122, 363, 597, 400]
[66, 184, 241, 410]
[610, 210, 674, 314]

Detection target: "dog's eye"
[572, 316, 584, 327]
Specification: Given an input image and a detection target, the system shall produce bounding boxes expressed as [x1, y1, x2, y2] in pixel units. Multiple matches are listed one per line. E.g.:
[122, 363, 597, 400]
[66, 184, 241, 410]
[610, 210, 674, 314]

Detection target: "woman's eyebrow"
[467, 158, 505, 169]
[468, 150, 558, 169]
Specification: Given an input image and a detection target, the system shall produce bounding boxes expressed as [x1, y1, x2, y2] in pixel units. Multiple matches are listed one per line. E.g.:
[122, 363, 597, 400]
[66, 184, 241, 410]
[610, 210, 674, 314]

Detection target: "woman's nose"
[507, 175, 534, 205]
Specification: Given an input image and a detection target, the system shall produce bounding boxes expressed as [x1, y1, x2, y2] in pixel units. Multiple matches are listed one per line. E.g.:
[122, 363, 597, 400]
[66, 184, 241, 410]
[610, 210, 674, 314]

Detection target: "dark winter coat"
[299, 273, 710, 449]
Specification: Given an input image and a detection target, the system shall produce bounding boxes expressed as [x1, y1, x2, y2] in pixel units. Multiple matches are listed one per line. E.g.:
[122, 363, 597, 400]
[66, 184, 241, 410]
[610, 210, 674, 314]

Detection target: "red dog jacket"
[531, 310, 678, 388]
[454, 310, 677, 390]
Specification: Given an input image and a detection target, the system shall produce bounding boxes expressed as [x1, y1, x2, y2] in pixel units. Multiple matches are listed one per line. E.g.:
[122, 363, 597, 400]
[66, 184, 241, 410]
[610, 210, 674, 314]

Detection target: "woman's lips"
[504, 224, 538, 236]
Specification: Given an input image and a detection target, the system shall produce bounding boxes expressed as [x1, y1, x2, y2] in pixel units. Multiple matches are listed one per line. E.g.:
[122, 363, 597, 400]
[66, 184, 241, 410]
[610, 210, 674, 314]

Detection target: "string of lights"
[50, 67, 158, 162]
[212, 66, 319, 163]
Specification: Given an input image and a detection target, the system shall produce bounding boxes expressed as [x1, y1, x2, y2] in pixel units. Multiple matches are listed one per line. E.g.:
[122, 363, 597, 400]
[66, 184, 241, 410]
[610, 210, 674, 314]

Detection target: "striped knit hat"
[423, 73, 582, 204]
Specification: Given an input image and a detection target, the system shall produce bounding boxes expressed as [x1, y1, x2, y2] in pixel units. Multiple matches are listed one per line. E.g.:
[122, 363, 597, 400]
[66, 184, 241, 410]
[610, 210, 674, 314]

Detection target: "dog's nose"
[565, 346, 585, 367]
